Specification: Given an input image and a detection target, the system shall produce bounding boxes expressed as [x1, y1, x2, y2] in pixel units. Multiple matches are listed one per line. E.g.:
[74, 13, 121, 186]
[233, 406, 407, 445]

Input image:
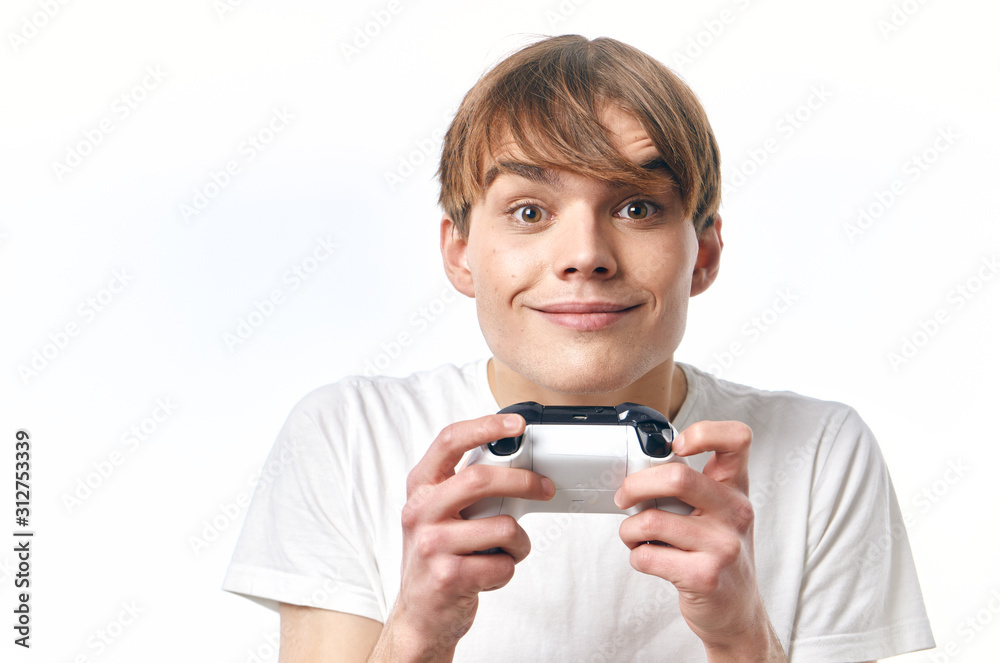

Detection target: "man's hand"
[369, 413, 555, 663]
[616, 421, 787, 662]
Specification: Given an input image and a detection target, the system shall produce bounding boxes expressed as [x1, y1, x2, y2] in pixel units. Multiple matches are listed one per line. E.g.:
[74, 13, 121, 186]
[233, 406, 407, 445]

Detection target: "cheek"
[467, 246, 513, 328]
[629, 238, 696, 302]
[469, 240, 539, 299]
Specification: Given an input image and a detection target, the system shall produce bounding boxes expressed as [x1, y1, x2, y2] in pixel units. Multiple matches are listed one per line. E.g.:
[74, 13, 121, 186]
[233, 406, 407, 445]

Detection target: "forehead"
[600, 105, 659, 160]
[480, 105, 670, 194]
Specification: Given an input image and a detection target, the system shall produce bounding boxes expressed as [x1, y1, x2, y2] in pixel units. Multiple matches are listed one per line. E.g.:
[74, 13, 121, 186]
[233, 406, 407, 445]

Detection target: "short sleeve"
[788, 408, 935, 661]
[221, 386, 385, 623]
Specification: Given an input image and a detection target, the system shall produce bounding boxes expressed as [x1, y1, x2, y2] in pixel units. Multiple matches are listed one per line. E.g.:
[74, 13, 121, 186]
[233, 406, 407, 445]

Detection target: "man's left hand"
[616, 420, 786, 661]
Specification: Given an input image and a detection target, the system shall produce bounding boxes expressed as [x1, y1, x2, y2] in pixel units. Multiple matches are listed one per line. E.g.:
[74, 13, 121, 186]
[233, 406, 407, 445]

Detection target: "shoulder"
[290, 359, 489, 420]
[273, 359, 494, 461]
[677, 363, 877, 471]
[679, 363, 860, 430]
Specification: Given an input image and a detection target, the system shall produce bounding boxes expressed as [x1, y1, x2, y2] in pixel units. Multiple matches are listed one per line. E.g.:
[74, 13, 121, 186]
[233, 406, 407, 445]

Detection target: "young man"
[223, 35, 934, 661]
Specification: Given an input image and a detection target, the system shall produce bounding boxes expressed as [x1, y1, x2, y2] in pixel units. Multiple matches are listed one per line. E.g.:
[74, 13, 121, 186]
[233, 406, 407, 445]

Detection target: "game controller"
[460, 401, 694, 521]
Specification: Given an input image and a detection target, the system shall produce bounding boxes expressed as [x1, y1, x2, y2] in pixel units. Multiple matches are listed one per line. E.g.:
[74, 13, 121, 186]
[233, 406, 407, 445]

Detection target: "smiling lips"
[532, 301, 639, 331]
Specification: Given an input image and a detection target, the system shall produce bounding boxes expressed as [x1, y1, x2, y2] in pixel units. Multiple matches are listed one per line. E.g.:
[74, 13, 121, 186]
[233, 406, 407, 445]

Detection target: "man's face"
[443, 107, 717, 396]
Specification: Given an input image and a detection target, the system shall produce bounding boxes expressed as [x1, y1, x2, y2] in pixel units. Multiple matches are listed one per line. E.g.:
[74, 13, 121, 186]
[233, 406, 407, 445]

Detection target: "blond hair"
[437, 34, 721, 237]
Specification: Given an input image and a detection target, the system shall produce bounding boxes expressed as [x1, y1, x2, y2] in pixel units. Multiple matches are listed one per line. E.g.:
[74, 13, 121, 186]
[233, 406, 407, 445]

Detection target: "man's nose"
[551, 209, 618, 280]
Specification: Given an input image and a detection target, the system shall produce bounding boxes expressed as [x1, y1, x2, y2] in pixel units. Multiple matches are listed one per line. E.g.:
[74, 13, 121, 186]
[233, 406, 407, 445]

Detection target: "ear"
[690, 215, 723, 297]
[440, 215, 475, 297]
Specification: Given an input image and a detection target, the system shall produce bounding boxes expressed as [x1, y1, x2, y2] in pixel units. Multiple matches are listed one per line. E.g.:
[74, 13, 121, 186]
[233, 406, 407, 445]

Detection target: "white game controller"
[460, 402, 693, 521]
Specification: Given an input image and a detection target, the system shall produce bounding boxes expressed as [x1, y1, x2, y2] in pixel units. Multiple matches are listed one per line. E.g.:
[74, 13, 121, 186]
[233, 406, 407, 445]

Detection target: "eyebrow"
[482, 158, 671, 192]
[482, 161, 559, 192]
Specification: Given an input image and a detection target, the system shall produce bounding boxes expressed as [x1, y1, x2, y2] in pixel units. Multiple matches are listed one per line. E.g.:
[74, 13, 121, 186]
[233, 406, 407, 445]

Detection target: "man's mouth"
[531, 301, 640, 332]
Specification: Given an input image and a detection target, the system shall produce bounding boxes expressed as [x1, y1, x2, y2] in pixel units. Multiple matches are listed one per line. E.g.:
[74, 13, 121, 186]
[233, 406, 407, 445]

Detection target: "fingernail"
[504, 414, 520, 431]
[542, 477, 555, 497]
[614, 488, 622, 508]
[673, 433, 684, 454]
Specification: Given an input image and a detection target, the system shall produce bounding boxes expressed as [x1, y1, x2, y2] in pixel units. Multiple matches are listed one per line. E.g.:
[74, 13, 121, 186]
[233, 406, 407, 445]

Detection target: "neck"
[487, 357, 688, 421]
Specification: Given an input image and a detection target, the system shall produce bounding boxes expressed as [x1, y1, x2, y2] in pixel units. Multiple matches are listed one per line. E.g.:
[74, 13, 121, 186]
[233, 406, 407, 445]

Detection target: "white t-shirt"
[222, 359, 934, 661]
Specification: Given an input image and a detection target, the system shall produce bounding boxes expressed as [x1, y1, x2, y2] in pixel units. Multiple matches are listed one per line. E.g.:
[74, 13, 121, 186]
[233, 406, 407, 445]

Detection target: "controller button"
[489, 436, 521, 456]
[642, 432, 670, 458]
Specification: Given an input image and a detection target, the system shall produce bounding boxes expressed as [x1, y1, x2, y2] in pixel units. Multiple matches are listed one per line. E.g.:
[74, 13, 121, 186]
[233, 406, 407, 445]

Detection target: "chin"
[542, 373, 635, 396]
[511, 349, 659, 397]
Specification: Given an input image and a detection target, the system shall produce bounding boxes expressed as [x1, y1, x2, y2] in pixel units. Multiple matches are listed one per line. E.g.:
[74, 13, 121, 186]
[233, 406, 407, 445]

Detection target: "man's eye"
[512, 205, 545, 223]
[617, 201, 654, 220]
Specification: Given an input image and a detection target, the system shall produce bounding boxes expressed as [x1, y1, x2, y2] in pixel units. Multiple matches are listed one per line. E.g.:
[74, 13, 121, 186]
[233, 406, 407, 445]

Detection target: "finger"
[625, 534, 753, 597]
[626, 541, 702, 587]
[616, 461, 726, 515]
[619, 507, 705, 552]
[407, 413, 525, 494]
[445, 516, 533, 563]
[674, 420, 752, 494]
[420, 465, 554, 522]
[453, 551, 520, 593]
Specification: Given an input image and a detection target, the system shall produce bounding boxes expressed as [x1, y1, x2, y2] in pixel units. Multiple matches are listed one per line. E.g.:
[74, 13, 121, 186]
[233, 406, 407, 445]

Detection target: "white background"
[1, 0, 998, 661]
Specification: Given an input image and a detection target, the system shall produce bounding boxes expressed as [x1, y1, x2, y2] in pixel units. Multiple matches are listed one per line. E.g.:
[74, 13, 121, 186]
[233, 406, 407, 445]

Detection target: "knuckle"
[732, 422, 753, 448]
[689, 565, 721, 594]
[462, 414, 502, 450]
[635, 511, 663, 541]
[429, 557, 463, 594]
[682, 422, 706, 447]
[475, 415, 500, 441]
[400, 500, 422, 530]
[661, 462, 692, 493]
[486, 557, 517, 590]
[435, 423, 462, 453]
[414, 528, 446, 559]
[405, 476, 430, 503]
[732, 497, 755, 531]
[518, 469, 544, 497]
[631, 543, 658, 573]
[519, 533, 532, 559]
[459, 464, 493, 494]
[405, 470, 421, 497]
[715, 536, 743, 566]
[491, 515, 519, 542]
[486, 566, 516, 591]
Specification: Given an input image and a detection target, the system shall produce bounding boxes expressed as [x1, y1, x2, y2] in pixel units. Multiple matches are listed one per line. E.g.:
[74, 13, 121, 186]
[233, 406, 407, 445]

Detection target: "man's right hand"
[368, 412, 555, 662]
